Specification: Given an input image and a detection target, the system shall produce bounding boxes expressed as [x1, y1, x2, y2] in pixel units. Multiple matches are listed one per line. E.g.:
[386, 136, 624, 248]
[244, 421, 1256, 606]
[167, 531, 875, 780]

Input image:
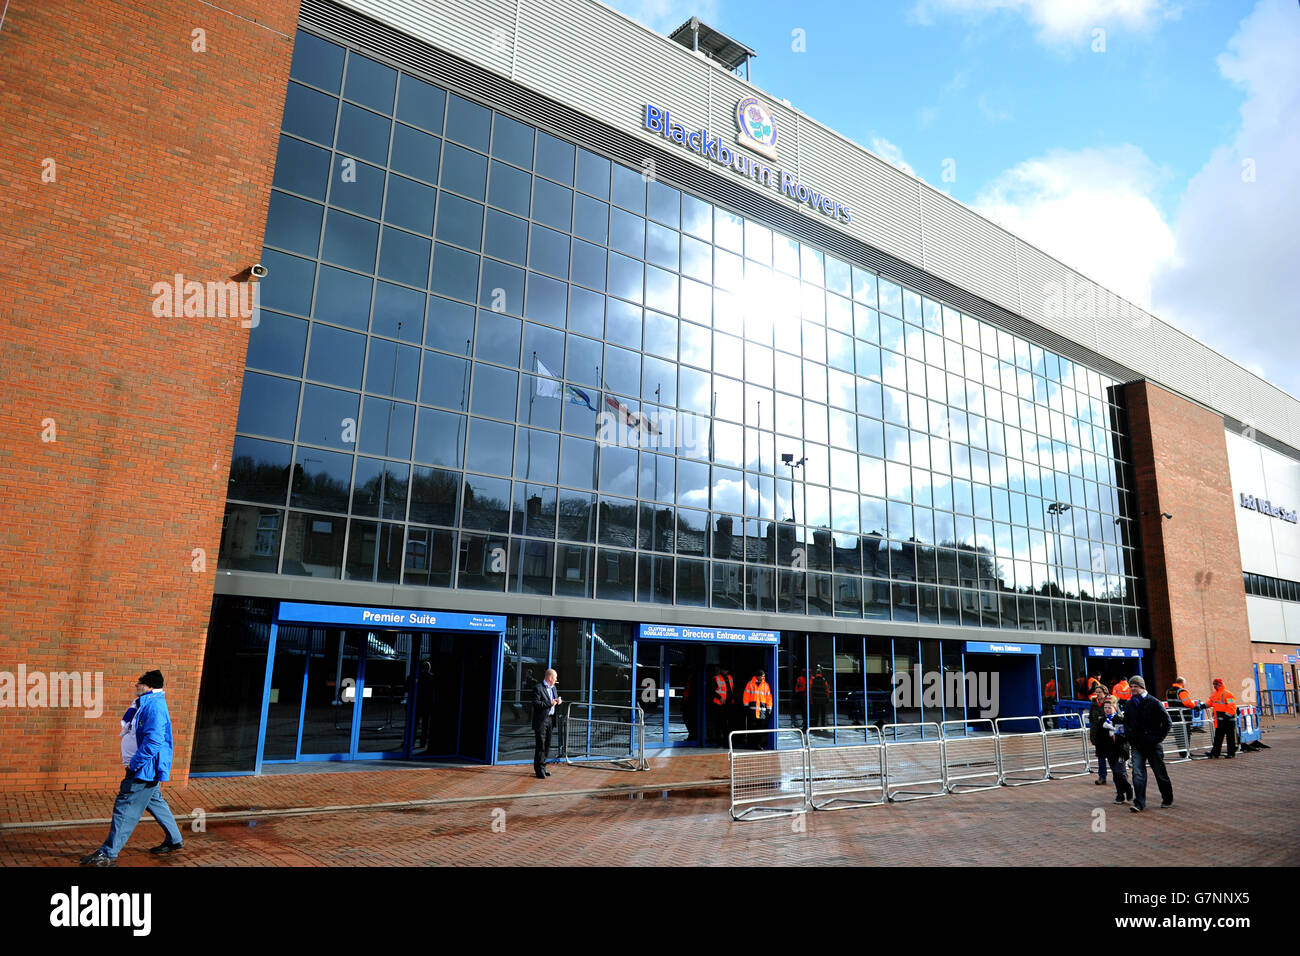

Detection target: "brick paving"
[3, 727, 1297, 867]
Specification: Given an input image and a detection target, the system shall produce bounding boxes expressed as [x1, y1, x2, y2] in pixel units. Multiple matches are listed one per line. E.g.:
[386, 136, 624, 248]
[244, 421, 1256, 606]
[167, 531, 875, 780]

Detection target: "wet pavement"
[3, 726, 1297, 867]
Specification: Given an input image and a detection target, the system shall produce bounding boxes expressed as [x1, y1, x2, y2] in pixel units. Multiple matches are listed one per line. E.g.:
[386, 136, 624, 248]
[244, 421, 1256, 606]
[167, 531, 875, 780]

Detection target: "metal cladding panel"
[515, 0, 706, 137]
[1012, 241, 1101, 356]
[1205, 349, 1260, 429]
[1248, 376, 1298, 448]
[799, 124, 924, 266]
[1153, 320, 1210, 406]
[337, 0, 516, 78]
[1087, 281, 1158, 378]
[920, 186, 1019, 315]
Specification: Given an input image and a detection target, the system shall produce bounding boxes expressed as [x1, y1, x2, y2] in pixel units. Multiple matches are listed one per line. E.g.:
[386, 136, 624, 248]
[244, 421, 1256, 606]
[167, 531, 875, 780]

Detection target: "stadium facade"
[3, 0, 1297, 788]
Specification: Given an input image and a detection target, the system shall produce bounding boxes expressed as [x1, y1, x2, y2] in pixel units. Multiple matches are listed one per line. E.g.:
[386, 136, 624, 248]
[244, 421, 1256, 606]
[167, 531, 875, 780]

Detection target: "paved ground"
[4, 725, 1297, 867]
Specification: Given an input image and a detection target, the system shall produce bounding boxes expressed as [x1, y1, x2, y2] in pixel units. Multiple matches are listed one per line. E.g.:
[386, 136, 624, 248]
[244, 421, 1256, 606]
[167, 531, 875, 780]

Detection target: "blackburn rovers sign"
[644, 100, 852, 225]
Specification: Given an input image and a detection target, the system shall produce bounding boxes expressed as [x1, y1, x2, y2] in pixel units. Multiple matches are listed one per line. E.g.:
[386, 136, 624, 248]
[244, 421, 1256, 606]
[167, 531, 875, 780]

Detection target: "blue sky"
[606, 0, 1300, 403]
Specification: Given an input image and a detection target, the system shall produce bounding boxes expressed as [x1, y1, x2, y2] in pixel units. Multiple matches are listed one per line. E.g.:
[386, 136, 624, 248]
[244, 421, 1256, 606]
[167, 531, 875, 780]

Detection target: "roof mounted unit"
[669, 17, 756, 82]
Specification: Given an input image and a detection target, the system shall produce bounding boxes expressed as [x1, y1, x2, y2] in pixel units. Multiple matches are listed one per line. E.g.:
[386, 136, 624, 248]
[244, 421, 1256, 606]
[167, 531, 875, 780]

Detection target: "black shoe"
[1159, 801, 1173, 809]
[1224, 754, 1235, 759]
[1113, 795, 1127, 804]
[80, 850, 115, 867]
[1094, 779, 1106, 785]
[149, 840, 183, 855]
[1130, 806, 1143, 813]
[535, 772, 547, 779]
[1207, 753, 1221, 758]
[544, 771, 551, 776]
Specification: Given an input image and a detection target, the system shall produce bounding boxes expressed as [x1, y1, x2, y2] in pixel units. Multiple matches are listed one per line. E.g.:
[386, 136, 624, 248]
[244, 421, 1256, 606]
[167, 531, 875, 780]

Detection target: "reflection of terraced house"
[8, 0, 1298, 790]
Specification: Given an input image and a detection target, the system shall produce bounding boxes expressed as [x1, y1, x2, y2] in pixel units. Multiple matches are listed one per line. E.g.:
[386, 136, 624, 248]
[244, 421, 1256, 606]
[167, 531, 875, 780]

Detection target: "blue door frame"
[252, 602, 506, 773]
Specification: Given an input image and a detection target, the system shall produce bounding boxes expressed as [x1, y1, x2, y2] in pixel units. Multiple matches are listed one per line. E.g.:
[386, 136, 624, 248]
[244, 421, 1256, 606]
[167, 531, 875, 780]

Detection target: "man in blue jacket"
[81, 670, 185, 866]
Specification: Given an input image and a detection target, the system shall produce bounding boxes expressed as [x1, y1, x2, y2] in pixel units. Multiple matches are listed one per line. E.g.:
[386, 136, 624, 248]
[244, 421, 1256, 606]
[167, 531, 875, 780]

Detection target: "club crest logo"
[736, 96, 778, 160]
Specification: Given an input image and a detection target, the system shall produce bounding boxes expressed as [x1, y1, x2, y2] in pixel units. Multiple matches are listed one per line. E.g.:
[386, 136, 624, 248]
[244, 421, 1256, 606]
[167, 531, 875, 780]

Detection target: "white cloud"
[1150, 0, 1300, 400]
[974, 145, 1176, 308]
[976, 92, 1014, 124]
[918, 105, 939, 129]
[912, 0, 1180, 45]
[870, 136, 916, 176]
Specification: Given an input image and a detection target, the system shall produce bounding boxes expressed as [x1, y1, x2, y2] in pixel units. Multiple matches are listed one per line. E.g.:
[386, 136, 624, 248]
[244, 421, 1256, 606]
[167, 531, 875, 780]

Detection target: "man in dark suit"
[1123, 675, 1174, 812]
[532, 668, 563, 779]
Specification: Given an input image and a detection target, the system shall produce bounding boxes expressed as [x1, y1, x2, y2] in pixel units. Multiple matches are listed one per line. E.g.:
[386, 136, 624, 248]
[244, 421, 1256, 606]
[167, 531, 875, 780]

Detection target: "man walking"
[1206, 678, 1238, 759]
[81, 670, 184, 866]
[532, 668, 563, 779]
[1123, 675, 1174, 812]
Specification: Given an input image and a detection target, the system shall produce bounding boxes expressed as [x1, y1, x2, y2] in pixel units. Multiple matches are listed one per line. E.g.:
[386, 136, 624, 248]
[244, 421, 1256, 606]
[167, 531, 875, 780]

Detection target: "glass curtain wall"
[222, 28, 1143, 640]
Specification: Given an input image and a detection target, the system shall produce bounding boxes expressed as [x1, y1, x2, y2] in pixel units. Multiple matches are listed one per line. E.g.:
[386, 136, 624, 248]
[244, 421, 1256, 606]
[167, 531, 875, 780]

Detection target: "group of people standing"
[1086, 673, 1239, 813]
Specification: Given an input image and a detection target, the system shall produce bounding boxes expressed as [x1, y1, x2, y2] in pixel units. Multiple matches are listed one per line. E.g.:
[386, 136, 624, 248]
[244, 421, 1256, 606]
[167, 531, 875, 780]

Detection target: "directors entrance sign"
[638, 623, 779, 645]
[644, 100, 852, 225]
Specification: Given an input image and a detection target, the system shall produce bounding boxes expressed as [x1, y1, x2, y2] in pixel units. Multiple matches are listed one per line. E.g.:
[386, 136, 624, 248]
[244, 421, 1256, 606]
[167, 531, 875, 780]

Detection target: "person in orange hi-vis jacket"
[742, 669, 774, 748]
[1205, 678, 1238, 759]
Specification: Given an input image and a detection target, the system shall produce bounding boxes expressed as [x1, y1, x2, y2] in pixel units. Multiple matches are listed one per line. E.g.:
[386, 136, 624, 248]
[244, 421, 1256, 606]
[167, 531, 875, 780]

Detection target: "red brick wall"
[0, 0, 299, 791]
[1124, 380, 1255, 704]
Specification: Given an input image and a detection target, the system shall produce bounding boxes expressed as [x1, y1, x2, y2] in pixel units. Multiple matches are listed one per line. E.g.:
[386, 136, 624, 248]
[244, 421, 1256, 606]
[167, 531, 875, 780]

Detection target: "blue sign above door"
[965, 641, 1041, 655]
[638, 623, 779, 645]
[277, 602, 505, 631]
[1087, 647, 1143, 658]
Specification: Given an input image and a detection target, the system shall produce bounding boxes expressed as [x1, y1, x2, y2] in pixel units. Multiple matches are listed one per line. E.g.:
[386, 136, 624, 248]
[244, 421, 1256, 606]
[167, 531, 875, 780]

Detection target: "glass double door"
[264, 627, 494, 763]
[636, 641, 772, 748]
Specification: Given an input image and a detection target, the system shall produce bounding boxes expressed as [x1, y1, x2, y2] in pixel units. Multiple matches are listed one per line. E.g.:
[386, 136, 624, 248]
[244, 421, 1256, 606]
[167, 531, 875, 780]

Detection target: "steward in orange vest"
[1206, 679, 1237, 758]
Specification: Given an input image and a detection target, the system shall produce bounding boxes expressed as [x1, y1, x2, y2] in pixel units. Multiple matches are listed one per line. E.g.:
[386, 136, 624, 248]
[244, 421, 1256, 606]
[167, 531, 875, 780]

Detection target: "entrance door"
[636, 640, 773, 748]
[290, 629, 495, 762]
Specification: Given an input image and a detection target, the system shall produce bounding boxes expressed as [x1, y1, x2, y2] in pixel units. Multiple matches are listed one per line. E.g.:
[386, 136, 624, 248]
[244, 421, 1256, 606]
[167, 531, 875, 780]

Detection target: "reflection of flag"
[565, 384, 596, 411]
[533, 356, 561, 398]
[604, 393, 659, 435]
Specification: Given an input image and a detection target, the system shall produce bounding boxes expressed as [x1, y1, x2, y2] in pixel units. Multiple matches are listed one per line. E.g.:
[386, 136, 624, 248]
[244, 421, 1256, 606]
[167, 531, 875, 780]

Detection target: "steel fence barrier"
[940, 719, 1001, 793]
[560, 702, 648, 771]
[1166, 708, 1193, 761]
[728, 729, 809, 821]
[881, 723, 946, 802]
[995, 716, 1049, 786]
[806, 725, 885, 810]
[1043, 712, 1090, 778]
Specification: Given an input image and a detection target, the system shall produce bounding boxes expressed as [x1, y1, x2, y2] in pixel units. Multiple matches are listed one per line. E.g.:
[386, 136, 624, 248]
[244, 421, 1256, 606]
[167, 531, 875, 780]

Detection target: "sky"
[604, 0, 1300, 401]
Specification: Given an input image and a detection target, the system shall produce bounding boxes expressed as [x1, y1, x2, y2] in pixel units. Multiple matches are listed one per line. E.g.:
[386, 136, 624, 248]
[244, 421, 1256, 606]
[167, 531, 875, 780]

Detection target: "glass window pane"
[336, 103, 390, 166]
[265, 191, 322, 257]
[297, 383, 359, 450]
[466, 417, 515, 475]
[384, 174, 437, 234]
[236, 372, 300, 441]
[491, 112, 534, 168]
[273, 135, 331, 199]
[535, 131, 574, 184]
[389, 123, 441, 184]
[395, 74, 445, 133]
[359, 396, 414, 458]
[610, 164, 645, 214]
[445, 93, 491, 151]
[281, 82, 337, 145]
[322, 208, 379, 273]
[441, 142, 488, 199]
[247, 310, 308, 377]
[307, 323, 365, 389]
[291, 31, 345, 91]
[414, 407, 465, 467]
[344, 53, 396, 113]
[430, 243, 479, 301]
[377, 227, 431, 288]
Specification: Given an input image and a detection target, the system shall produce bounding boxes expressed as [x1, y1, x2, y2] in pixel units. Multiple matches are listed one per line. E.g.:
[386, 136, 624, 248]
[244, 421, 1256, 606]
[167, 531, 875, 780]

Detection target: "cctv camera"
[250, 263, 269, 279]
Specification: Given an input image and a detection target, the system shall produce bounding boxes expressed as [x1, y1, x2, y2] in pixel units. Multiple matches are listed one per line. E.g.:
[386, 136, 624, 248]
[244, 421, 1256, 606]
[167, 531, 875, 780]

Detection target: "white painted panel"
[1247, 595, 1287, 642]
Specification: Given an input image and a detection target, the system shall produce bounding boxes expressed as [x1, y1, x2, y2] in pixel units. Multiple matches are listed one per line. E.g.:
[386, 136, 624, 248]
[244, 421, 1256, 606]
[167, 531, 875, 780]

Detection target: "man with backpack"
[1123, 675, 1174, 812]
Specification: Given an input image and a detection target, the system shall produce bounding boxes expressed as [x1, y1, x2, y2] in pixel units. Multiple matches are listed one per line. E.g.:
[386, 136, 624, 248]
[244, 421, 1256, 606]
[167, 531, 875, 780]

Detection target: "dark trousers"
[1210, 714, 1237, 756]
[1131, 743, 1173, 809]
[1109, 757, 1132, 799]
[1095, 750, 1109, 782]
[709, 704, 728, 745]
[533, 717, 553, 775]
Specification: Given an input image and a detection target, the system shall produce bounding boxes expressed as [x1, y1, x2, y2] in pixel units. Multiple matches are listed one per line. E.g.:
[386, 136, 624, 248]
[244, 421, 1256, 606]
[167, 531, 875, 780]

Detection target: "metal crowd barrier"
[806, 725, 885, 810]
[940, 719, 1001, 793]
[1238, 705, 1262, 745]
[1043, 712, 1090, 778]
[995, 716, 1049, 786]
[1166, 709, 1194, 761]
[560, 702, 648, 771]
[728, 729, 809, 821]
[881, 723, 946, 802]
